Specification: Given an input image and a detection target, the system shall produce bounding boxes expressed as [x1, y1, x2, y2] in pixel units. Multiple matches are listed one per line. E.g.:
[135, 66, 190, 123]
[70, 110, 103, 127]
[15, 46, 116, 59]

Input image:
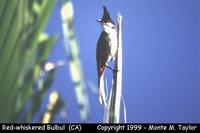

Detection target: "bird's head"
[97, 6, 115, 32]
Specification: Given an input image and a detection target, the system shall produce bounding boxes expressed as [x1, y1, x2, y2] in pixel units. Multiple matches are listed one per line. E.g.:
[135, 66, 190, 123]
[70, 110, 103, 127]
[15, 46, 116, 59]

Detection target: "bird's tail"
[98, 73, 106, 106]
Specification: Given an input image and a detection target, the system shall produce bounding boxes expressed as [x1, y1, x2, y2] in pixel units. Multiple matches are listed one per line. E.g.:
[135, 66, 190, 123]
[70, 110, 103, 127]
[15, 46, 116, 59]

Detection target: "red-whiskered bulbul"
[96, 6, 117, 105]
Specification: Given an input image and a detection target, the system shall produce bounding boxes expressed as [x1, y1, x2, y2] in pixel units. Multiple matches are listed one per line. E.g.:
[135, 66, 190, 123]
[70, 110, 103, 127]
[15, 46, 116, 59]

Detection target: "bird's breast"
[108, 31, 117, 59]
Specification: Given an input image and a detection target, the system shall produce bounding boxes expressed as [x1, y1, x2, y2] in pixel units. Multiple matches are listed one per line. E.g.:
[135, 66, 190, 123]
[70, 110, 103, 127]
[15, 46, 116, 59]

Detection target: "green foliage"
[61, 0, 89, 121]
[0, 0, 57, 122]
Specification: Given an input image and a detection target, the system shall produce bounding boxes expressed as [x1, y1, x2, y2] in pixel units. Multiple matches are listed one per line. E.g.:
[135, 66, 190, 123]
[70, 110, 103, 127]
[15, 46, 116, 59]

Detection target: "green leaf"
[0, 0, 57, 122]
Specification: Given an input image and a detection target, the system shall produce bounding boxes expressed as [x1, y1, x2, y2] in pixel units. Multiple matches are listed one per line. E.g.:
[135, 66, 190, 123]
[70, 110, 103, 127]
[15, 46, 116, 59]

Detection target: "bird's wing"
[96, 31, 111, 76]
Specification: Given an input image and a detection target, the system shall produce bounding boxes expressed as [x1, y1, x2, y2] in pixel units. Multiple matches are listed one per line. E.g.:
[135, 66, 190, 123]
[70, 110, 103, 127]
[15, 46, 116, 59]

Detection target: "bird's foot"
[106, 66, 119, 73]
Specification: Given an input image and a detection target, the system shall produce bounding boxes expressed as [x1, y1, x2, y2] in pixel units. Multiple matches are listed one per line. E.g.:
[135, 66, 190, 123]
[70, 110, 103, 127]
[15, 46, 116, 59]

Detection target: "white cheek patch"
[106, 22, 115, 29]
[102, 22, 115, 33]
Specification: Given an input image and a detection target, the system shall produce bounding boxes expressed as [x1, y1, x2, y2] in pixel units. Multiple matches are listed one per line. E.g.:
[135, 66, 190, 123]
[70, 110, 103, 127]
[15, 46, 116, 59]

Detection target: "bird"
[96, 6, 118, 106]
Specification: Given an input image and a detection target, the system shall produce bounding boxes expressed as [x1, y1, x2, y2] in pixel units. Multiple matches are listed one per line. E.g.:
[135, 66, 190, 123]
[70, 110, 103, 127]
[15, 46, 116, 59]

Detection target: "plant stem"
[107, 13, 123, 123]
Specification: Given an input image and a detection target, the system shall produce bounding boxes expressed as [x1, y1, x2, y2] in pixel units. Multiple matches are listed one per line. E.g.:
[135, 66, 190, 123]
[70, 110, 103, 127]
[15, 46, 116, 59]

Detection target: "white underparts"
[102, 22, 118, 62]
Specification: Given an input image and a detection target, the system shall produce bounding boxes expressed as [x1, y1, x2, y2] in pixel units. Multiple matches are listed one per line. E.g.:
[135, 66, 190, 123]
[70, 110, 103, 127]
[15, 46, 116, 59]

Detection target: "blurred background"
[0, 0, 199, 123]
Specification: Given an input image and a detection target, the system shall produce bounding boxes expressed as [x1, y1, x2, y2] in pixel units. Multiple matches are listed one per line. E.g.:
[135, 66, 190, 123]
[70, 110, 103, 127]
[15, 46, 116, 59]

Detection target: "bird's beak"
[96, 19, 102, 23]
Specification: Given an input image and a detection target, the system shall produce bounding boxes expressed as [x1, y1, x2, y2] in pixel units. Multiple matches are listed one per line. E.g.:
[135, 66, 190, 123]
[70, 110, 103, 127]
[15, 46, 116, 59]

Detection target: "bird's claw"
[106, 66, 119, 73]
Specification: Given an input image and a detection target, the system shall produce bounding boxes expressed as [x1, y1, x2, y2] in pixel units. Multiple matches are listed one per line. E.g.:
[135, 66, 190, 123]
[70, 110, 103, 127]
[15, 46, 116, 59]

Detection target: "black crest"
[101, 6, 114, 23]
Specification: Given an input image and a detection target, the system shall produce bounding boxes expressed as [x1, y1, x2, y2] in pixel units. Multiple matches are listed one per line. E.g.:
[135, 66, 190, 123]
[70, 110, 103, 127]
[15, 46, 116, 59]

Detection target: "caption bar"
[1, 124, 199, 132]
